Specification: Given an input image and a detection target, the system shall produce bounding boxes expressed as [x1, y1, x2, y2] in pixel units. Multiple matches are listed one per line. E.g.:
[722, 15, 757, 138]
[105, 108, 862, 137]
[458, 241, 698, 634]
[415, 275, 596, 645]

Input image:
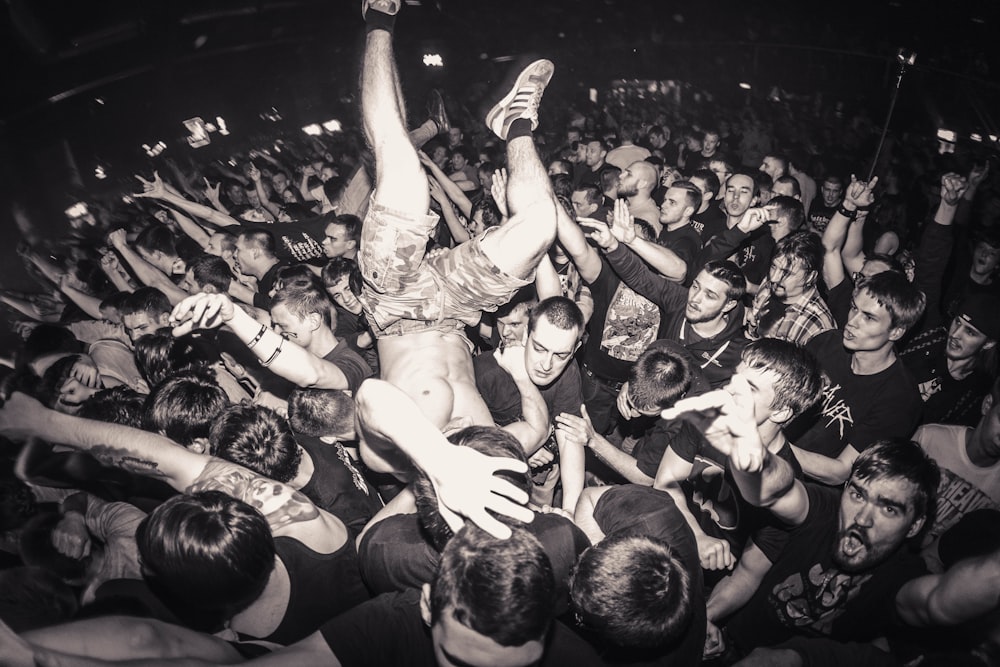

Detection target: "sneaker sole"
[485, 59, 554, 139]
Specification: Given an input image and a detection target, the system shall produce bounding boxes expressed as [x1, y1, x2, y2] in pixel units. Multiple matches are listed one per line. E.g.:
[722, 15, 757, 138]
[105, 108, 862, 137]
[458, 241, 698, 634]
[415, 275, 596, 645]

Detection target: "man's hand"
[169, 293, 236, 336]
[428, 446, 533, 540]
[491, 168, 509, 218]
[71, 356, 101, 389]
[107, 229, 127, 249]
[554, 405, 596, 449]
[494, 341, 530, 381]
[133, 171, 166, 200]
[203, 178, 222, 203]
[843, 174, 878, 210]
[940, 172, 968, 206]
[735, 207, 770, 234]
[528, 446, 556, 469]
[0, 392, 50, 441]
[697, 533, 735, 570]
[968, 162, 989, 191]
[427, 176, 448, 206]
[52, 512, 92, 560]
[616, 381, 639, 420]
[704, 619, 726, 660]
[610, 199, 638, 244]
[578, 219, 618, 252]
[246, 162, 262, 183]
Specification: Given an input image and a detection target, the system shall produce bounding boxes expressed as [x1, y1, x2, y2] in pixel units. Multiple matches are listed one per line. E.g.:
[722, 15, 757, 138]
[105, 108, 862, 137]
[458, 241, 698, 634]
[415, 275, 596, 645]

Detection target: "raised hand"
[578, 218, 618, 251]
[70, 356, 101, 388]
[203, 178, 222, 203]
[427, 176, 448, 205]
[133, 171, 166, 199]
[843, 174, 878, 209]
[697, 533, 735, 571]
[735, 207, 770, 234]
[494, 340, 530, 381]
[52, 512, 92, 560]
[247, 162, 262, 183]
[106, 229, 127, 249]
[554, 405, 596, 450]
[491, 168, 509, 218]
[610, 198, 637, 244]
[968, 162, 989, 190]
[169, 293, 235, 336]
[940, 172, 968, 206]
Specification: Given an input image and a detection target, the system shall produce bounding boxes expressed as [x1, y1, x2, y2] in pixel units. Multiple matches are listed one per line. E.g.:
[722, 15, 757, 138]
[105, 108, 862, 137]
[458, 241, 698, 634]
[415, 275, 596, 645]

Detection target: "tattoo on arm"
[89, 445, 166, 478]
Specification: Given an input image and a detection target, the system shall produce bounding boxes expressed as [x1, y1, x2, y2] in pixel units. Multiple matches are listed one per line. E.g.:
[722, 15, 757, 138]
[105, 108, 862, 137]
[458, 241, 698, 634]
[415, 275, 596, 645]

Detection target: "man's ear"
[202, 284, 218, 295]
[307, 312, 323, 331]
[683, 205, 696, 220]
[887, 326, 906, 343]
[722, 298, 739, 314]
[770, 405, 794, 426]
[187, 438, 209, 455]
[906, 515, 926, 540]
[983, 393, 995, 417]
[419, 583, 433, 627]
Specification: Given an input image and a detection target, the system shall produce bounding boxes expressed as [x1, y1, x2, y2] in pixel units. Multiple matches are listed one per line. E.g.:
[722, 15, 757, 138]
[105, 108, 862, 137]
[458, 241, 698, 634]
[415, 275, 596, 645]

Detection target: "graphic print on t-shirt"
[600, 283, 659, 363]
[770, 564, 872, 635]
[818, 383, 854, 439]
[685, 455, 740, 532]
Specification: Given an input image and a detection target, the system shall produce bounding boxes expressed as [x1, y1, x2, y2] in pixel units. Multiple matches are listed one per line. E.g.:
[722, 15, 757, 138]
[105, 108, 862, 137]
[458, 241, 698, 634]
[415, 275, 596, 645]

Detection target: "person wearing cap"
[901, 171, 998, 427]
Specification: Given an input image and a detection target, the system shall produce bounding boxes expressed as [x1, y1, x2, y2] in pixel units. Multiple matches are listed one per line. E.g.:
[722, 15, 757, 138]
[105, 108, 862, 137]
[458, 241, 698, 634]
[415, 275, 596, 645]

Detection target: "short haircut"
[275, 264, 321, 292]
[727, 168, 760, 198]
[619, 122, 639, 143]
[414, 426, 530, 551]
[754, 170, 774, 192]
[850, 440, 940, 531]
[210, 404, 301, 484]
[764, 154, 790, 176]
[431, 525, 554, 647]
[702, 128, 719, 141]
[862, 253, 906, 276]
[572, 183, 603, 207]
[772, 231, 823, 285]
[187, 254, 232, 292]
[570, 532, 692, 649]
[210, 231, 237, 255]
[823, 174, 845, 188]
[237, 229, 276, 257]
[548, 158, 573, 176]
[691, 169, 721, 198]
[528, 296, 584, 336]
[471, 197, 503, 230]
[741, 338, 824, 418]
[699, 260, 747, 302]
[628, 345, 692, 412]
[99, 290, 131, 315]
[708, 156, 736, 173]
[133, 332, 215, 388]
[271, 283, 334, 329]
[78, 385, 146, 428]
[773, 175, 802, 198]
[320, 256, 363, 297]
[451, 144, 475, 162]
[134, 225, 179, 258]
[599, 165, 622, 192]
[144, 369, 229, 448]
[550, 174, 574, 201]
[669, 180, 702, 212]
[120, 287, 171, 320]
[768, 195, 805, 230]
[287, 388, 355, 439]
[136, 491, 275, 633]
[329, 214, 362, 244]
[854, 271, 926, 332]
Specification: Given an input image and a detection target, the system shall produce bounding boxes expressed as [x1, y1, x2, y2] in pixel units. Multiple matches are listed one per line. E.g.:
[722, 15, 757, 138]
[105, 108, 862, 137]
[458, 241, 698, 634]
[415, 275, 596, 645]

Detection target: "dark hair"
[136, 491, 276, 633]
[0, 475, 39, 532]
[471, 197, 503, 230]
[0, 566, 78, 632]
[271, 283, 335, 329]
[690, 169, 720, 198]
[133, 332, 214, 388]
[854, 271, 926, 332]
[528, 296, 584, 336]
[599, 165, 622, 192]
[186, 253, 232, 293]
[570, 532, 692, 649]
[773, 175, 802, 198]
[768, 195, 805, 230]
[772, 231, 823, 287]
[726, 169, 760, 198]
[862, 253, 906, 276]
[36, 355, 82, 409]
[144, 369, 229, 448]
[698, 260, 747, 302]
[134, 225, 179, 259]
[78, 385, 147, 428]
[572, 183, 603, 208]
[668, 180, 702, 213]
[628, 345, 692, 412]
[741, 338, 824, 418]
[851, 440, 940, 532]
[288, 388, 355, 439]
[320, 257, 364, 297]
[18, 511, 89, 583]
[237, 229, 277, 257]
[98, 290, 131, 315]
[120, 287, 171, 320]
[551, 174, 574, 201]
[431, 525, 554, 647]
[210, 404, 301, 484]
[451, 144, 475, 163]
[414, 426, 530, 551]
[330, 214, 361, 244]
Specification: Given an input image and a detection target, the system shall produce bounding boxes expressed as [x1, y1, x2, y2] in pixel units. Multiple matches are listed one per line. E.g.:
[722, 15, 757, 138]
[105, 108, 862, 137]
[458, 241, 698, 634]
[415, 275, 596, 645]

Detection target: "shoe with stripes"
[485, 59, 554, 140]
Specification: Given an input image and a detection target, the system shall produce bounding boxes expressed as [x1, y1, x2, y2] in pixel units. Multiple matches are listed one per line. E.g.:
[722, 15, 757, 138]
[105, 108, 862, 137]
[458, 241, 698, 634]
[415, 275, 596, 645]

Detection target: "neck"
[290, 446, 315, 487]
[254, 258, 279, 280]
[628, 192, 652, 205]
[761, 423, 785, 453]
[969, 268, 993, 285]
[850, 344, 896, 375]
[689, 312, 728, 338]
[946, 355, 977, 380]
[309, 328, 339, 357]
[966, 426, 999, 468]
[666, 218, 691, 232]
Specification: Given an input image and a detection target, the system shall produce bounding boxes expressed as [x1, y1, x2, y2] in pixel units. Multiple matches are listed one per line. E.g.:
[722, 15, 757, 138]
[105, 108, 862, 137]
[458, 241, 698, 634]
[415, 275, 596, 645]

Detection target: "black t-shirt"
[234, 216, 330, 264]
[474, 349, 584, 427]
[252, 261, 287, 310]
[786, 330, 923, 458]
[657, 223, 703, 285]
[691, 203, 728, 244]
[725, 484, 927, 652]
[320, 589, 603, 667]
[589, 485, 706, 666]
[296, 435, 382, 533]
[808, 204, 837, 234]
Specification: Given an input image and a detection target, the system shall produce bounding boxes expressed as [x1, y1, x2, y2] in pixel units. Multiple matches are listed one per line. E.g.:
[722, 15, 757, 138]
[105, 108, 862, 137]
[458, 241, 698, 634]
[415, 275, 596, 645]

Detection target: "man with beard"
[615, 161, 662, 234]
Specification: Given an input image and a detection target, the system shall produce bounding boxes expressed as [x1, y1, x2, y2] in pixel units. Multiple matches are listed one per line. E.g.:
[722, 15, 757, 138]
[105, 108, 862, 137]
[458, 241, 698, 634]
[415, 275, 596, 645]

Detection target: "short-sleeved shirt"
[474, 349, 584, 427]
[657, 223, 703, 285]
[321, 340, 373, 394]
[691, 203, 727, 243]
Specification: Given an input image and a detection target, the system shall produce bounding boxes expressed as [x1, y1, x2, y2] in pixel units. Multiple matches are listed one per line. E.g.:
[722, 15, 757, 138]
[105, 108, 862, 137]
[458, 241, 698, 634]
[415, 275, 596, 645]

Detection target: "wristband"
[837, 205, 857, 219]
[247, 324, 267, 349]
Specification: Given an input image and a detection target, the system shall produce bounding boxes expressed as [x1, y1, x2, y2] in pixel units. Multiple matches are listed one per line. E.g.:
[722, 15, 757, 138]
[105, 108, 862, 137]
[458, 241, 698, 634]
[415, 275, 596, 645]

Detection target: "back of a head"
[187, 253, 233, 293]
[414, 426, 530, 551]
[569, 532, 692, 650]
[210, 404, 301, 483]
[287, 387, 355, 439]
[629, 345, 692, 413]
[768, 195, 805, 230]
[432, 524, 555, 648]
[691, 168, 720, 199]
[136, 491, 276, 633]
[145, 369, 229, 449]
[120, 287, 171, 321]
[78, 385, 147, 428]
[135, 225, 179, 258]
[133, 332, 214, 388]
[741, 338, 824, 418]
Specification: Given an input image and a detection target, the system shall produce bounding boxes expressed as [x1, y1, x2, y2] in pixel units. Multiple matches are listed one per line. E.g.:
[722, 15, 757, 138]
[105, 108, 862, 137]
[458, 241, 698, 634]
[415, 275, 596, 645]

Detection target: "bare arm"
[556, 205, 602, 283]
[495, 346, 551, 453]
[706, 539, 774, 623]
[419, 151, 473, 218]
[248, 164, 281, 221]
[108, 230, 189, 305]
[573, 485, 611, 544]
[428, 176, 471, 245]
[135, 172, 241, 227]
[57, 278, 104, 320]
[896, 548, 1000, 627]
[790, 443, 858, 487]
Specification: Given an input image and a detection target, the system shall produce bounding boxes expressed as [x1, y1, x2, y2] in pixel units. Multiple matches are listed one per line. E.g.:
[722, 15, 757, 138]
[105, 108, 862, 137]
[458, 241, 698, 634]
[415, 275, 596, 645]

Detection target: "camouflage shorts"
[358, 198, 530, 338]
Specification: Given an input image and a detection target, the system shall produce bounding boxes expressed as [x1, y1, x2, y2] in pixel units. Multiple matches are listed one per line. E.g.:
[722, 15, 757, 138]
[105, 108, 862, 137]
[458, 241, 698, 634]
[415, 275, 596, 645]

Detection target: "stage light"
[302, 124, 323, 136]
[423, 53, 443, 67]
[322, 119, 342, 133]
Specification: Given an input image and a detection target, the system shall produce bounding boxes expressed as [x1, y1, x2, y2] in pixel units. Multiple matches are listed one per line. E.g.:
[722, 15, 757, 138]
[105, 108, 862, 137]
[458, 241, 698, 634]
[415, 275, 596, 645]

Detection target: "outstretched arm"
[135, 171, 242, 228]
[611, 199, 688, 282]
[494, 344, 550, 453]
[555, 204, 602, 283]
[896, 547, 1000, 627]
[108, 230, 189, 305]
[170, 293, 352, 390]
[354, 378, 534, 540]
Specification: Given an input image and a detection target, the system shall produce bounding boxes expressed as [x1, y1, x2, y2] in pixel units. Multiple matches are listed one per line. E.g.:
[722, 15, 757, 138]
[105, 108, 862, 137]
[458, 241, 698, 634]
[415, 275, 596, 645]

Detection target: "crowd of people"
[1, 1, 999, 665]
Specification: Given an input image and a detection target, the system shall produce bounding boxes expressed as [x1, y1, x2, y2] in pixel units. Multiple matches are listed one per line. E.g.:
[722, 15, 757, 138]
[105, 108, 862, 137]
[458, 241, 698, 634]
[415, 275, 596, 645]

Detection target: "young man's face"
[524, 317, 581, 387]
[726, 361, 780, 426]
[835, 474, 923, 573]
[978, 393, 1000, 455]
[326, 275, 363, 316]
[821, 179, 844, 208]
[843, 290, 899, 353]
[570, 191, 598, 219]
[659, 186, 693, 226]
[496, 308, 530, 348]
[322, 223, 354, 259]
[702, 133, 720, 155]
[709, 161, 732, 193]
[768, 256, 813, 302]
[270, 304, 315, 348]
[946, 315, 994, 362]
[584, 141, 606, 168]
[724, 174, 756, 219]
[972, 241, 1000, 277]
[685, 270, 735, 324]
[123, 311, 167, 344]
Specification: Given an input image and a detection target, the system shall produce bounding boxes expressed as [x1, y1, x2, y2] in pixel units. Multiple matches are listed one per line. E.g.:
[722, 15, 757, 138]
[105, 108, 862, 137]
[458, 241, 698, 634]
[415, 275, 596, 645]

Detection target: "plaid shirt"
[745, 282, 836, 346]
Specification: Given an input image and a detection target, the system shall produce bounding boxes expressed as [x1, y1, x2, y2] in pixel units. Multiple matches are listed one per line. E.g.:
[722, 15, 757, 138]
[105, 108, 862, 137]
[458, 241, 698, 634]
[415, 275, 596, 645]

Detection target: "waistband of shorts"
[581, 363, 626, 393]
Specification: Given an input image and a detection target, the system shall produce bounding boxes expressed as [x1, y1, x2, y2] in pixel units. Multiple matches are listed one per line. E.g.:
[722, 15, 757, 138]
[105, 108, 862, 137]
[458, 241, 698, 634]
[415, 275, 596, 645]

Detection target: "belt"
[582, 363, 625, 394]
